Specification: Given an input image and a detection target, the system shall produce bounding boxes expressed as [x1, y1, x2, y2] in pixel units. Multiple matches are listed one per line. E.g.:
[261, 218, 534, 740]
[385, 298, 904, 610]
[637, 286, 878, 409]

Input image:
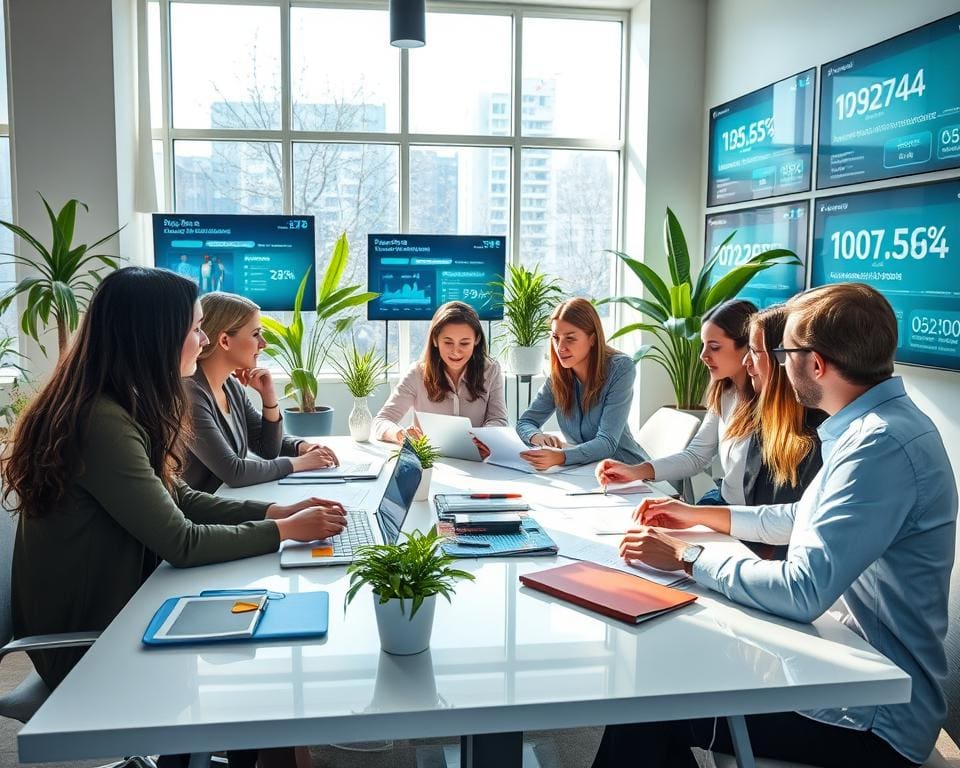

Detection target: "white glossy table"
[18, 438, 910, 768]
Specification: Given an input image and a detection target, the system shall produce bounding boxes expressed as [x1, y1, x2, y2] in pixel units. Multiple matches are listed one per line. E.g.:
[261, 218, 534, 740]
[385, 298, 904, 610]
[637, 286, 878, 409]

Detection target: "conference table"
[17, 437, 910, 768]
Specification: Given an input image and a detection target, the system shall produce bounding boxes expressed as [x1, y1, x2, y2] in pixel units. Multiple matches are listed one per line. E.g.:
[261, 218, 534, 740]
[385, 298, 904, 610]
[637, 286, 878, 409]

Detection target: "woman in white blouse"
[373, 301, 508, 445]
[596, 299, 758, 505]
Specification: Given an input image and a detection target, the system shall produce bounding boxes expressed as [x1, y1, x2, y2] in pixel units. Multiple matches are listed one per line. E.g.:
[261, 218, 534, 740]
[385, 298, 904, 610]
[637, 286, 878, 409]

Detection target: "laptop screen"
[376, 441, 422, 544]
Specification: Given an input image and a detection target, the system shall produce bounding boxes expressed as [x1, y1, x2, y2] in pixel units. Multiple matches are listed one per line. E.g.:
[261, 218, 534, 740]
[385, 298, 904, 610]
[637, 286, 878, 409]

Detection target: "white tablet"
[153, 594, 266, 642]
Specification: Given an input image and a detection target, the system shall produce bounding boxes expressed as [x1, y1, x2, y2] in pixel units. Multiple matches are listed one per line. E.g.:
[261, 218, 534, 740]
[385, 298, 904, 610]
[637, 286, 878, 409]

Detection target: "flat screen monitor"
[152, 214, 316, 311]
[704, 201, 809, 309]
[706, 68, 815, 207]
[366, 234, 506, 321]
[811, 178, 960, 372]
[817, 12, 960, 189]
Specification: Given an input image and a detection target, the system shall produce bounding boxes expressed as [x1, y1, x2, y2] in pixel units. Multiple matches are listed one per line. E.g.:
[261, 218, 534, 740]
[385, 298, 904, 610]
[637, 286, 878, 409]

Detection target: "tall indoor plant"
[345, 529, 474, 655]
[261, 232, 377, 436]
[599, 207, 800, 409]
[0, 194, 122, 361]
[490, 263, 564, 375]
[330, 336, 391, 442]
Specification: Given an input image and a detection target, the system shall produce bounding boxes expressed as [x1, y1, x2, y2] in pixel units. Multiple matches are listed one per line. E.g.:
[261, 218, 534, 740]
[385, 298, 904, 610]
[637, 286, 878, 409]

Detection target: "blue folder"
[143, 589, 329, 646]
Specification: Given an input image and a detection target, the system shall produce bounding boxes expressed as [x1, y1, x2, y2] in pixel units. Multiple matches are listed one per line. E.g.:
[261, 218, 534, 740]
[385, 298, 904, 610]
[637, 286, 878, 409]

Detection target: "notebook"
[279, 439, 421, 568]
[142, 590, 329, 646]
[434, 493, 530, 516]
[519, 561, 697, 624]
[415, 411, 482, 461]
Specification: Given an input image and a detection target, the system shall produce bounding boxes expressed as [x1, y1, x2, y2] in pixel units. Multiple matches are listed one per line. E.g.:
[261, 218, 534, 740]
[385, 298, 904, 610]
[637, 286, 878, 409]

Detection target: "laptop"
[281, 453, 387, 481]
[415, 411, 482, 461]
[279, 441, 422, 568]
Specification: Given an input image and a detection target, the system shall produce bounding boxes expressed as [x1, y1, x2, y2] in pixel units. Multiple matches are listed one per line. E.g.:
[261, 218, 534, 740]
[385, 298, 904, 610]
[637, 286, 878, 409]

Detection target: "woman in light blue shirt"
[516, 297, 643, 469]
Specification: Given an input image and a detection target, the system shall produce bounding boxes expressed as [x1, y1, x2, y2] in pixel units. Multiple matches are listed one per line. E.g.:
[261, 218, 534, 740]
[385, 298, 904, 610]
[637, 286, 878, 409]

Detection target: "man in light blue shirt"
[594, 283, 957, 768]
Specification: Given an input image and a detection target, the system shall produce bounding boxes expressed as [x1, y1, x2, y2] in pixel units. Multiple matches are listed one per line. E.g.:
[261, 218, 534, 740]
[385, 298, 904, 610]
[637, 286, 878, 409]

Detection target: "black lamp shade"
[390, 0, 425, 48]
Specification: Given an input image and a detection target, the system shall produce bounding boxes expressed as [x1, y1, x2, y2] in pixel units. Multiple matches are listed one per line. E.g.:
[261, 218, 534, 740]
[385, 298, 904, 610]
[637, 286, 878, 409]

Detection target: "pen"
[452, 539, 492, 547]
[470, 493, 522, 499]
[566, 489, 607, 496]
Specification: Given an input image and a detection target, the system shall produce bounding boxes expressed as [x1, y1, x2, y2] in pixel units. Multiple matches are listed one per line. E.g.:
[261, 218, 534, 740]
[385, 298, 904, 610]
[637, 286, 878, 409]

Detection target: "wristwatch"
[680, 544, 704, 575]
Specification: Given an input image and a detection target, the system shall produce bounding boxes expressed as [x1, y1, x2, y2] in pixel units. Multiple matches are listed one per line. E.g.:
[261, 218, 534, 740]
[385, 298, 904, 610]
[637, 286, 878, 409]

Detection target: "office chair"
[0, 499, 99, 724]
[635, 406, 705, 501]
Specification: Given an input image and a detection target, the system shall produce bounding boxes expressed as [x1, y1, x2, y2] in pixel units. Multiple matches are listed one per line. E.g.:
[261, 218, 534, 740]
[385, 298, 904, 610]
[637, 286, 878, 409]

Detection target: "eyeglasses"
[771, 346, 815, 366]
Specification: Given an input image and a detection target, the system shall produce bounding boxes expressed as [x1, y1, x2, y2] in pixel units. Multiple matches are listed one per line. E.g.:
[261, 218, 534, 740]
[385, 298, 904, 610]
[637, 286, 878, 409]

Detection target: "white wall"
[702, 0, 960, 491]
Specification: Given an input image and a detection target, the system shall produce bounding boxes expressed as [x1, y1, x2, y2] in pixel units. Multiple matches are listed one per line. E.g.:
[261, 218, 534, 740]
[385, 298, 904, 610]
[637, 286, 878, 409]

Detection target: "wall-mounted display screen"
[818, 12, 960, 189]
[811, 179, 960, 371]
[152, 214, 316, 311]
[704, 201, 809, 309]
[706, 69, 815, 207]
[366, 234, 506, 321]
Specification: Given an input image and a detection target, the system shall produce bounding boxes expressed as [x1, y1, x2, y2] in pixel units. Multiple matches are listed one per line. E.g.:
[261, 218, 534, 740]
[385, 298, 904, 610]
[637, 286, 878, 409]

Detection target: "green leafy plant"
[260, 233, 378, 413]
[394, 434, 442, 470]
[0, 194, 122, 360]
[0, 382, 33, 430]
[490, 263, 564, 348]
[598, 207, 800, 409]
[330, 336, 392, 398]
[345, 529, 475, 618]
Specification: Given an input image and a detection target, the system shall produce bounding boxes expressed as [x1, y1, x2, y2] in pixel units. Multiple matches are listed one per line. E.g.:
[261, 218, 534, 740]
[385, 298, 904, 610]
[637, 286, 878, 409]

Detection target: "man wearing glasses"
[592, 283, 957, 768]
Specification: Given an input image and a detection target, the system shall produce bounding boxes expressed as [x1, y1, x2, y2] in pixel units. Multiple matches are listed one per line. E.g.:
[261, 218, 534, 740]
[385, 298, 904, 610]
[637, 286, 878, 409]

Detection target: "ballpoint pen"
[470, 493, 522, 499]
[452, 539, 492, 547]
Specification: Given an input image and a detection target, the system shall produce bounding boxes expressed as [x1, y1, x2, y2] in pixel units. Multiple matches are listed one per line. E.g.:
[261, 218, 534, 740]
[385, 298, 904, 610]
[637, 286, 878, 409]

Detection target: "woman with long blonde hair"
[516, 298, 643, 470]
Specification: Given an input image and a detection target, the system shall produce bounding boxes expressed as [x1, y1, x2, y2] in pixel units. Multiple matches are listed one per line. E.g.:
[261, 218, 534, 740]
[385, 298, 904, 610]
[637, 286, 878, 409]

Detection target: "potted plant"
[0, 194, 122, 362]
[261, 232, 377, 436]
[490, 263, 564, 375]
[345, 529, 474, 655]
[598, 207, 800, 409]
[330, 336, 391, 443]
[0, 336, 31, 444]
[395, 434, 442, 501]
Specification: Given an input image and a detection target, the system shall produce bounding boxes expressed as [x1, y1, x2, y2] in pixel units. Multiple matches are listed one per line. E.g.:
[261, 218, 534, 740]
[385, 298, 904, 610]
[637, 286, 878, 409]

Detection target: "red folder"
[519, 561, 697, 624]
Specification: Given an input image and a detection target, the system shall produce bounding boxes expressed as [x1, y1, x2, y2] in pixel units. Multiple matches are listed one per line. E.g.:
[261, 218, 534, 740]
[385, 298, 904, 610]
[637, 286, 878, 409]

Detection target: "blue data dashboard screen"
[366, 234, 506, 321]
[705, 202, 809, 309]
[811, 179, 960, 372]
[818, 13, 960, 189]
[707, 69, 815, 207]
[152, 214, 316, 311]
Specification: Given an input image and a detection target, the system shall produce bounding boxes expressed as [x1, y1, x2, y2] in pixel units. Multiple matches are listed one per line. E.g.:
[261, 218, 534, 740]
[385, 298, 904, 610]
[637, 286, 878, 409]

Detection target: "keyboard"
[327, 510, 377, 557]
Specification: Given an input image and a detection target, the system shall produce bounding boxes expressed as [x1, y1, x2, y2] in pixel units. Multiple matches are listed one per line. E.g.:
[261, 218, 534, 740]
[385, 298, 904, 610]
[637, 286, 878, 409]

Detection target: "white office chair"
[636, 406, 705, 500]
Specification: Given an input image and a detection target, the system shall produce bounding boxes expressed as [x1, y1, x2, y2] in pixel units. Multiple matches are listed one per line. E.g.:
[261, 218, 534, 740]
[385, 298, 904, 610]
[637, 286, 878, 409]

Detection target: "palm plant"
[599, 207, 801, 409]
[490, 263, 564, 348]
[260, 233, 378, 413]
[344, 529, 475, 618]
[0, 194, 122, 360]
[331, 336, 391, 398]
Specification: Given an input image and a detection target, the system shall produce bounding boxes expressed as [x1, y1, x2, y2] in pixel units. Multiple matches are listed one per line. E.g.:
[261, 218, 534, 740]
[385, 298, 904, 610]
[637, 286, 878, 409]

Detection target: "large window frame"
[150, 0, 630, 368]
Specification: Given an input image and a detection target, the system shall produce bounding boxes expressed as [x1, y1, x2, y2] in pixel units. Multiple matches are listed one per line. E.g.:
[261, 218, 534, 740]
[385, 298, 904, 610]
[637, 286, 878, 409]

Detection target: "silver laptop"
[415, 411, 482, 461]
[279, 441, 422, 568]
[280, 454, 387, 482]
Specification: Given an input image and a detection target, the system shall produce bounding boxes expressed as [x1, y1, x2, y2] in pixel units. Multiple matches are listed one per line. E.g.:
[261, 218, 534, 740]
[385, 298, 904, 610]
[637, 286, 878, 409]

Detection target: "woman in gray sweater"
[183, 292, 339, 493]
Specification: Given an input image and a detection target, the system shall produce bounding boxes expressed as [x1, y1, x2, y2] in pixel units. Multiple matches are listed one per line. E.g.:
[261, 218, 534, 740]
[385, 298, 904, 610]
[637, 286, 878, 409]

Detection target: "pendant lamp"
[390, 0, 426, 48]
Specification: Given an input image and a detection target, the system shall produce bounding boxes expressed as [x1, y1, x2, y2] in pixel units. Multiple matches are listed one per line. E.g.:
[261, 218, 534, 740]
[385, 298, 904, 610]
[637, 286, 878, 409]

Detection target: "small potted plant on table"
[345, 529, 474, 655]
[330, 337, 391, 442]
[396, 434, 442, 501]
[490, 263, 563, 376]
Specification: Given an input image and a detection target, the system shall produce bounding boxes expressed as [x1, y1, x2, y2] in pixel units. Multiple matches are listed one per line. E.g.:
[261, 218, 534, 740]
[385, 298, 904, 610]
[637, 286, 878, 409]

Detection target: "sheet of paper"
[544, 528, 690, 587]
[470, 426, 565, 474]
[273, 484, 372, 509]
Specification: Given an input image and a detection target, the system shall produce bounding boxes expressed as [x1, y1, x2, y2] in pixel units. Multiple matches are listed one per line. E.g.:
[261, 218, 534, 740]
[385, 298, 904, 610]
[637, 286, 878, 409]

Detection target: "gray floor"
[0, 653, 605, 768]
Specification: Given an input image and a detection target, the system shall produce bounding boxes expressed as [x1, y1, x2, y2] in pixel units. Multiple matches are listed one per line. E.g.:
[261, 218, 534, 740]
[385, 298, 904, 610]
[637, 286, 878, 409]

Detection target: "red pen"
[470, 493, 522, 499]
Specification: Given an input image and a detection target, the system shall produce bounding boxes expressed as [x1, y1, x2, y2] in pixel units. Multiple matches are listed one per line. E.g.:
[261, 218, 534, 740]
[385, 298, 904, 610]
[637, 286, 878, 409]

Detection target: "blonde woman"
[516, 298, 643, 470]
[183, 292, 338, 492]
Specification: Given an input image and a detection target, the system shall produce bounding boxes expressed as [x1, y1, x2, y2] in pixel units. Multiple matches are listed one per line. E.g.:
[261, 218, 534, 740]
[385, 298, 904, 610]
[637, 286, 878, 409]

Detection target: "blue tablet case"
[143, 590, 329, 647]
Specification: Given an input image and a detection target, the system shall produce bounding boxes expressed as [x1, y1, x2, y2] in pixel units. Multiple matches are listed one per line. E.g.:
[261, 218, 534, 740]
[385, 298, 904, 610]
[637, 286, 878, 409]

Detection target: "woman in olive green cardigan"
[2, 267, 347, 691]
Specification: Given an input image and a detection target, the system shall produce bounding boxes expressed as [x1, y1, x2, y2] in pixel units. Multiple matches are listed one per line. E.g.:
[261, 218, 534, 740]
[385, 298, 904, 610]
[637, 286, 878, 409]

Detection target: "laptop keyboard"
[327, 510, 376, 556]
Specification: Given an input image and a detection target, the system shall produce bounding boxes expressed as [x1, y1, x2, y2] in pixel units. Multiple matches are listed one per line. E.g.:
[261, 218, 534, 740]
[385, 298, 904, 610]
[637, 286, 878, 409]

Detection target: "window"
[150, 3, 625, 366]
[0, 7, 14, 347]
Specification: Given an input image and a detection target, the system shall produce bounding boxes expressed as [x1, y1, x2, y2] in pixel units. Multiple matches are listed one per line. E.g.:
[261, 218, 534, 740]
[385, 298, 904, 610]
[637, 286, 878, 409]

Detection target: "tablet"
[152, 594, 266, 642]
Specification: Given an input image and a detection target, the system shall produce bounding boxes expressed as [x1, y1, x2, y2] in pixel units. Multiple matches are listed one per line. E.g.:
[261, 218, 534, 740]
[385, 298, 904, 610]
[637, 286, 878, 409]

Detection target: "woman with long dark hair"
[2, 267, 347, 692]
[596, 298, 758, 503]
[516, 297, 643, 470]
[373, 300, 508, 443]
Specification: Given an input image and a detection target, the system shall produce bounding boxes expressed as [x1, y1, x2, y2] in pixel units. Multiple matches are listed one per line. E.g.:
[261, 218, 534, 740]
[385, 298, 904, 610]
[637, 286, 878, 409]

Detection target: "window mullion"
[280, 0, 292, 215]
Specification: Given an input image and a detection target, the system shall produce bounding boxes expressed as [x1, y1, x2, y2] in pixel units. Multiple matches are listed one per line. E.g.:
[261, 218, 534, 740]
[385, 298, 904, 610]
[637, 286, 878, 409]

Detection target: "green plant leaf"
[606, 251, 672, 310]
[319, 232, 349, 301]
[692, 229, 737, 311]
[664, 207, 691, 287]
[595, 296, 668, 324]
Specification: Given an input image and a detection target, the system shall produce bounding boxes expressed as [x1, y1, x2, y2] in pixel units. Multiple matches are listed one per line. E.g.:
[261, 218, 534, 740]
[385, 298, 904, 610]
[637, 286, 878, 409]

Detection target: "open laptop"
[281, 453, 387, 481]
[415, 411, 482, 461]
[279, 441, 422, 568]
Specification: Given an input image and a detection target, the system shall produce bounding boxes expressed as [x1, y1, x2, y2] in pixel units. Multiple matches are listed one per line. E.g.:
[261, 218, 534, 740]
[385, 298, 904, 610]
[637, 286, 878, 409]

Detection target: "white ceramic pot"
[348, 396, 373, 442]
[373, 593, 437, 655]
[414, 466, 432, 502]
[508, 344, 546, 376]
